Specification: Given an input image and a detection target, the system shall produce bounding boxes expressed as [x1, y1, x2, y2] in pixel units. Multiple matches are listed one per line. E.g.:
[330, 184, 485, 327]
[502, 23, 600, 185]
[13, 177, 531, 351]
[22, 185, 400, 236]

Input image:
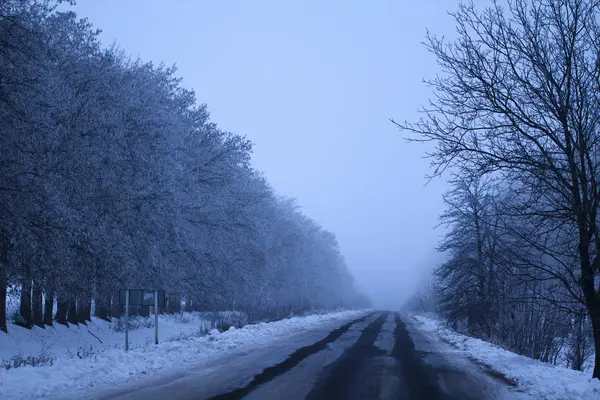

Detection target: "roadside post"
[125, 289, 129, 351]
[154, 290, 159, 344]
[119, 289, 165, 351]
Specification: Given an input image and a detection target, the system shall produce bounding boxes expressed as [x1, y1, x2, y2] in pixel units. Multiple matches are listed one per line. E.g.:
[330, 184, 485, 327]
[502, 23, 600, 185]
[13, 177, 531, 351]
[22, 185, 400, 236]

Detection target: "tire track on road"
[209, 312, 375, 400]
[392, 313, 445, 400]
[306, 312, 390, 400]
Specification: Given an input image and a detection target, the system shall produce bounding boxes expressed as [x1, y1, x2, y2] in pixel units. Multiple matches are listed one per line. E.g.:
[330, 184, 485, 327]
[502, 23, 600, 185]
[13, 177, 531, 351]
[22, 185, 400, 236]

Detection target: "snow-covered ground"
[0, 309, 368, 399]
[0, 311, 243, 366]
[411, 314, 600, 400]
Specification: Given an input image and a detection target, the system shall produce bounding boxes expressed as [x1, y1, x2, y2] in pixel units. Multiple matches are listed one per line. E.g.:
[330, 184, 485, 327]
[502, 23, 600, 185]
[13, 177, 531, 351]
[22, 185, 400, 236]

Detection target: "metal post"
[125, 289, 129, 352]
[154, 290, 159, 345]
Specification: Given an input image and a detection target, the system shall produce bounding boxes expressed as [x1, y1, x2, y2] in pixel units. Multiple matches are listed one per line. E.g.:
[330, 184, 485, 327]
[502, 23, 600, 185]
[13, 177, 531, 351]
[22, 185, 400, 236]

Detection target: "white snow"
[411, 314, 600, 400]
[0, 309, 369, 399]
[0, 312, 231, 365]
[374, 312, 395, 355]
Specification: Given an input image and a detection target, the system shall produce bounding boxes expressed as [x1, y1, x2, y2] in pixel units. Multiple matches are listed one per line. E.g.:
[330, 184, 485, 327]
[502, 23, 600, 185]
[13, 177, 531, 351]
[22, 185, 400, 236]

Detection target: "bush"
[201, 311, 247, 332]
[111, 316, 154, 332]
[1, 352, 55, 370]
[172, 313, 192, 324]
[68, 345, 97, 360]
[214, 319, 232, 332]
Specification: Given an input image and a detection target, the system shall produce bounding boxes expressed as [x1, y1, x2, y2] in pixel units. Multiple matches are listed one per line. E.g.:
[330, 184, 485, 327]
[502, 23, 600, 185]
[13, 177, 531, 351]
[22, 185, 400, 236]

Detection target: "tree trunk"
[67, 295, 78, 325]
[111, 294, 121, 318]
[0, 239, 9, 333]
[129, 305, 141, 316]
[19, 277, 32, 328]
[44, 290, 53, 326]
[187, 297, 201, 312]
[167, 296, 181, 313]
[55, 295, 68, 326]
[589, 301, 600, 379]
[0, 277, 6, 333]
[31, 282, 44, 328]
[575, 208, 600, 379]
[140, 305, 150, 317]
[94, 282, 111, 321]
[77, 296, 91, 324]
[94, 295, 111, 321]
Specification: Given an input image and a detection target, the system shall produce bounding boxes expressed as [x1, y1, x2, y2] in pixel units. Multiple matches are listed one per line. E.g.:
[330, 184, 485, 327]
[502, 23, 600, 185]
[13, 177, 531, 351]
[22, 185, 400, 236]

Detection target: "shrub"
[1, 352, 55, 370]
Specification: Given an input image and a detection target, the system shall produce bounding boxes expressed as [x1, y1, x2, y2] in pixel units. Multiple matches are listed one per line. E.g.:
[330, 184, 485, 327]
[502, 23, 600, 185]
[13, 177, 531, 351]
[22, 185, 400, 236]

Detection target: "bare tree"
[435, 174, 499, 337]
[394, 0, 600, 378]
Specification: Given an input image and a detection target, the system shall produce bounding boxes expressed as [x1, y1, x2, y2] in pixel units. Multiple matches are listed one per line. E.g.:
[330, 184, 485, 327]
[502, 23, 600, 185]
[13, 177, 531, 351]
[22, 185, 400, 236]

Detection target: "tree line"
[397, 0, 600, 379]
[0, 0, 368, 333]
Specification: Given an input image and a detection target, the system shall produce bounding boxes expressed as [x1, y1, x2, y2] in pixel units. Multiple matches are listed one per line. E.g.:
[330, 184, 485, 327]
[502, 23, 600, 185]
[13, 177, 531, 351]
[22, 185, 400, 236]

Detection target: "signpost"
[119, 289, 165, 351]
[154, 290, 158, 345]
[125, 290, 129, 351]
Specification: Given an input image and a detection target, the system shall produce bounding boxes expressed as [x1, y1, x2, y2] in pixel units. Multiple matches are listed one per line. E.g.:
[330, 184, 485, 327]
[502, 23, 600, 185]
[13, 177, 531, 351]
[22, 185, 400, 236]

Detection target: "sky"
[72, 0, 461, 309]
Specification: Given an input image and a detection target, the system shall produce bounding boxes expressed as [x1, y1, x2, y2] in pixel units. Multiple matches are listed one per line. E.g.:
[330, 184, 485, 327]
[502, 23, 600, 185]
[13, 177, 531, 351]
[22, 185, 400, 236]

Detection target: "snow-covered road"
[90, 313, 377, 400]
[0, 310, 368, 399]
[4, 310, 598, 399]
[87, 312, 526, 400]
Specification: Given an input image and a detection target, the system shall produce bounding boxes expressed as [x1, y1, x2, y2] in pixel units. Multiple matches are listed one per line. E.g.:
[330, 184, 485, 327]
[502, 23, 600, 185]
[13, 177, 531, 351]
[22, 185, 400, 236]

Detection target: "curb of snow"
[411, 314, 600, 400]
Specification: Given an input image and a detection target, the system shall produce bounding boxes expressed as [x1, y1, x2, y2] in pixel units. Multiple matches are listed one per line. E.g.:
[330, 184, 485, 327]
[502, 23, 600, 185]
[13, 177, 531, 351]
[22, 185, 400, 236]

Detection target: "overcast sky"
[73, 0, 461, 309]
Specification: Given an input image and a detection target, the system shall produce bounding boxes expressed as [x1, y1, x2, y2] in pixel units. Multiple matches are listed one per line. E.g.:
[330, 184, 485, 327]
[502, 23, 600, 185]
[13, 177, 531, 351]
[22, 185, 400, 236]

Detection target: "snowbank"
[0, 309, 367, 399]
[411, 314, 600, 400]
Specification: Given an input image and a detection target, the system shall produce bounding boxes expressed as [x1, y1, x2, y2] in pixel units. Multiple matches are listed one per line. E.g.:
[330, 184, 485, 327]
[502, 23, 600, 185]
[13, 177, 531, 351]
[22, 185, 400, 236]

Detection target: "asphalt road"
[97, 311, 518, 400]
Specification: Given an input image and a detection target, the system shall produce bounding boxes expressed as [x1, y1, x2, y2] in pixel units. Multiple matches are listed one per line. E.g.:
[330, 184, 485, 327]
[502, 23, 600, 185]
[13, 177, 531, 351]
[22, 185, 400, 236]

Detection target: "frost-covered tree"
[0, 0, 367, 334]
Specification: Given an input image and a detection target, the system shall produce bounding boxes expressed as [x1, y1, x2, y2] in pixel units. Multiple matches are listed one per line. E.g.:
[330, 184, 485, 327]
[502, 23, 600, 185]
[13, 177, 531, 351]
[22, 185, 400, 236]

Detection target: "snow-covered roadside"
[0, 312, 242, 366]
[411, 314, 600, 400]
[0, 309, 369, 399]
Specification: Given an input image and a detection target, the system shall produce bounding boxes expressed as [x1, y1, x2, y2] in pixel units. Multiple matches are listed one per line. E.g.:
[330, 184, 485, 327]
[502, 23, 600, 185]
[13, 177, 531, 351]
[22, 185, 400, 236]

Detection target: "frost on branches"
[0, 0, 369, 335]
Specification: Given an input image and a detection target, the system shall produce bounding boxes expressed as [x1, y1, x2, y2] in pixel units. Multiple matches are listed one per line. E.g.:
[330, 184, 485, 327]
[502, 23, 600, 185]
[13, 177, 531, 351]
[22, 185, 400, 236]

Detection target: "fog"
[74, 0, 459, 310]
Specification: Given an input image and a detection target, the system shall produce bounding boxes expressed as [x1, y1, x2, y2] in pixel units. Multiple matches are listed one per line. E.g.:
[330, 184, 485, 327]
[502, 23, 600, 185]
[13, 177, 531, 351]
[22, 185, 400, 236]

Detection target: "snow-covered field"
[411, 314, 600, 400]
[0, 309, 367, 399]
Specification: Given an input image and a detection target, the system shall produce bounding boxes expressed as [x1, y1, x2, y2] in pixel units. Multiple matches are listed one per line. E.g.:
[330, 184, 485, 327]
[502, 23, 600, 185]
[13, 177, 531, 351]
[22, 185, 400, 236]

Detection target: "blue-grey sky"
[73, 0, 459, 309]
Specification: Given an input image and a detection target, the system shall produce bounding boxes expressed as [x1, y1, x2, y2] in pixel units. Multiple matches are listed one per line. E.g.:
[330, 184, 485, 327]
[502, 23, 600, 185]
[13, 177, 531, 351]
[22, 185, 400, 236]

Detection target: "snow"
[0, 309, 368, 399]
[374, 312, 395, 354]
[411, 314, 600, 400]
[0, 312, 230, 364]
[246, 314, 378, 400]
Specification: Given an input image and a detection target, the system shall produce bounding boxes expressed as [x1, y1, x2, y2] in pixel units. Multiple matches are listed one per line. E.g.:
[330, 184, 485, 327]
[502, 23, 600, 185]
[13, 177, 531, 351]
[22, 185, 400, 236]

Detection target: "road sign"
[119, 289, 165, 351]
[119, 289, 165, 307]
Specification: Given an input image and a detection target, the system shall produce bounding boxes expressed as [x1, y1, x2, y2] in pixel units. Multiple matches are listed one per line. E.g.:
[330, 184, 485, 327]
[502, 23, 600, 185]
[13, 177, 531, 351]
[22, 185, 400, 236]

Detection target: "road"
[95, 312, 520, 400]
